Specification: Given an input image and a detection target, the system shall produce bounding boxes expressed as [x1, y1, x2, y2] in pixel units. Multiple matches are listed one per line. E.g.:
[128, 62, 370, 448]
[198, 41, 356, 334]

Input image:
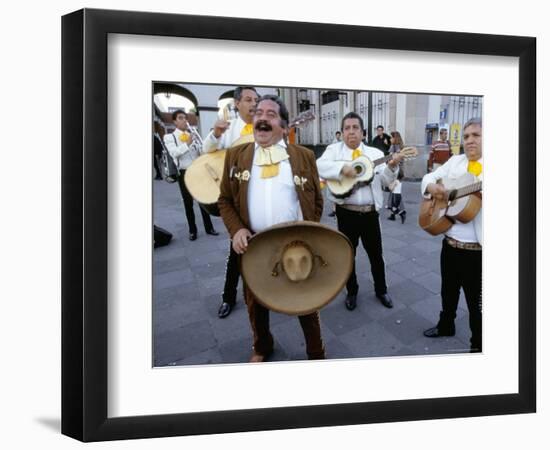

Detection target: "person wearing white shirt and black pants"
[421, 117, 483, 352]
[203, 87, 259, 319]
[317, 112, 403, 311]
[163, 109, 218, 241]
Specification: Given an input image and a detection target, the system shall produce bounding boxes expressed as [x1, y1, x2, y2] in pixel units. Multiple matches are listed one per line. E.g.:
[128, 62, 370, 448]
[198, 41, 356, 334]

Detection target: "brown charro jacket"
[218, 143, 323, 237]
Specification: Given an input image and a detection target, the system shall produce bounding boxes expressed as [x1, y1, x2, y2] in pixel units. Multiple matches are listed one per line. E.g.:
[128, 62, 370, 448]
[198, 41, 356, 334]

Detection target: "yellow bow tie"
[179, 132, 190, 143]
[351, 148, 362, 160]
[468, 160, 482, 177]
[254, 145, 289, 178]
[241, 123, 254, 136]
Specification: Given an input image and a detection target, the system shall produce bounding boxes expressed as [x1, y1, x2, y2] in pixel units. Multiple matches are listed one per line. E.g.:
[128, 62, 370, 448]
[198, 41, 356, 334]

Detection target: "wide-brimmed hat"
[241, 221, 354, 315]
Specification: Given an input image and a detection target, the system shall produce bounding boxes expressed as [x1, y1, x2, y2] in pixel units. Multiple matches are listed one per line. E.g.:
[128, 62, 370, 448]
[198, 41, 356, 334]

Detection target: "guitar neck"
[372, 149, 415, 166]
[451, 181, 483, 199]
[372, 154, 393, 167]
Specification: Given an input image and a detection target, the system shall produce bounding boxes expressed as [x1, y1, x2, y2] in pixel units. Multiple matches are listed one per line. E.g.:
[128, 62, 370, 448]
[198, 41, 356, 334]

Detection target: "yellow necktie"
[352, 148, 361, 160]
[241, 123, 254, 136]
[254, 145, 289, 178]
[468, 161, 482, 177]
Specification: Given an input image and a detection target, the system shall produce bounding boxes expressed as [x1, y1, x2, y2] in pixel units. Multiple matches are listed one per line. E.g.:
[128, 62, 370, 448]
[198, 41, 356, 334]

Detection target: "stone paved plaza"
[153, 178, 473, 367]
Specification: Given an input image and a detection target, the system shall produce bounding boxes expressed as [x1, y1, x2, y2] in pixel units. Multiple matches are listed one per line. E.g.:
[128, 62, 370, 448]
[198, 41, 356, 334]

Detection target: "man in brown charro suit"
[218, 94, 325, 362]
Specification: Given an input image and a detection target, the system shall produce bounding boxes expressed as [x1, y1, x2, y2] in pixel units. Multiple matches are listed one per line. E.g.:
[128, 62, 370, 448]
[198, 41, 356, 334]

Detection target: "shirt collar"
[254, 139, 287, 150]
[343, 142, 363, 152]
[465, 155, 483, 164]
[237, 115, 250, 129]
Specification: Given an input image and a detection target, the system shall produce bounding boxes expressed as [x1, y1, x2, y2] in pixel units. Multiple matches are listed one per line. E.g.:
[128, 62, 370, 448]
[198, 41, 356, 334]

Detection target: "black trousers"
[153, 154, 162, 178]
[438, 239, 482, 351]
[336, 205, 387, 296]
[389, 193, 404, 213]
[222, 243, 241, 305]
[177, 170, 214, 234]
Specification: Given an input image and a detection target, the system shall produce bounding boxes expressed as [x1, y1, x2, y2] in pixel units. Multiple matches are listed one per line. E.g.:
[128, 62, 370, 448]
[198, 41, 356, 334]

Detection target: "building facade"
[153, 83, 482, 178]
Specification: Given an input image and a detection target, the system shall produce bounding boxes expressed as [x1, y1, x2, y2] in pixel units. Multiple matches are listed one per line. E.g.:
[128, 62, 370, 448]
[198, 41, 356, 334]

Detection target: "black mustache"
[255, 121, 272, 132]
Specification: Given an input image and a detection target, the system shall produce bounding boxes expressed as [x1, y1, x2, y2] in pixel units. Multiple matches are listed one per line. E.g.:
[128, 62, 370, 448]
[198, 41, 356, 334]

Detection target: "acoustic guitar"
[326, 146, 418, 199]
[184, 134, 254, 216]
[418, 172, 482, 236]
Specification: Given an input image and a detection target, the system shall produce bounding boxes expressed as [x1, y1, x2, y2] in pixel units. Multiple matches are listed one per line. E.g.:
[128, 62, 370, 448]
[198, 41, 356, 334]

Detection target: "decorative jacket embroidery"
[234, 170, 250, 183]
[293, 175, 308, 191]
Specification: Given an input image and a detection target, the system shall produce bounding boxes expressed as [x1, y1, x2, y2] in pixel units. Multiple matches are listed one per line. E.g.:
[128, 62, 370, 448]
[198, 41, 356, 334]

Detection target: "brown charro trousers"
[218, 143, 325, 359]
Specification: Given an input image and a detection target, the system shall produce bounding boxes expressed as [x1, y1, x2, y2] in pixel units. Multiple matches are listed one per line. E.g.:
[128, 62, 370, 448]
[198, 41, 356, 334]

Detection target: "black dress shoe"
[328, 211, 336, 217]
[387, 214, 396, 221]
[399, 210, 407, 224]
[206, 229, 219, 236]
[218, 302, 233, 318]
[376, 293, 394, 308]
[423, 326, 455, 338]
[345, 294, 357, 311]
[189, 232, 197, 241]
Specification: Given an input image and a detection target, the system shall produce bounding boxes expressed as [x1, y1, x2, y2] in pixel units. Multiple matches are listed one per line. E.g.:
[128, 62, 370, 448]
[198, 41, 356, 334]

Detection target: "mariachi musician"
[202, 87, 260, 319]
[163, 109, 218, 241]
[218, 94, 327, 362]
[421, 117, 483, 352]
[317, 112, 403, 312]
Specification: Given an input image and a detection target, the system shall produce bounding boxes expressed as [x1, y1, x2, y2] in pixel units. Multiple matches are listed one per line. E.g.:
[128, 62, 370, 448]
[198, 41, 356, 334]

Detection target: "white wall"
[427, 94, 442, 125]
[1, 1, 546, 450]
[396, 94, 407, 140]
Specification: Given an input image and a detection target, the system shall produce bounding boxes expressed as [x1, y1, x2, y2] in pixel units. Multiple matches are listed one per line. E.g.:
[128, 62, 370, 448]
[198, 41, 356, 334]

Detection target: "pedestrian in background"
[153, 120, 164, 180]
[387, 131, 406, 223]
[428, 128, 452, 172]
[371, 125, 391, 155]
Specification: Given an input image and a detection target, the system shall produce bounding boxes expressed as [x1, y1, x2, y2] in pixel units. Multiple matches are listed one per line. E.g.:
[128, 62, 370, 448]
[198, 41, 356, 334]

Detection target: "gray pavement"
[153, 178, 473, 367]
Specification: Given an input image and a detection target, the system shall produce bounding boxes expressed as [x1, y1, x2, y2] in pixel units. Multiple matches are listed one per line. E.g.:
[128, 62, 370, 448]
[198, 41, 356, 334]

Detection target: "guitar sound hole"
[354, 165, 363, 175]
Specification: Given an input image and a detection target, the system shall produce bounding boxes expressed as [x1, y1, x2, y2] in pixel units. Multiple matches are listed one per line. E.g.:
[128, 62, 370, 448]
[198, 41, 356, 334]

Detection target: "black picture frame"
[61, 8, 536, 442]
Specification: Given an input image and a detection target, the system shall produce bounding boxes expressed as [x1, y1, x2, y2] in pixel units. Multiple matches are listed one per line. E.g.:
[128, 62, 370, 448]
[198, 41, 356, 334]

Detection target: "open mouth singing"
[255, 121, 272, 132]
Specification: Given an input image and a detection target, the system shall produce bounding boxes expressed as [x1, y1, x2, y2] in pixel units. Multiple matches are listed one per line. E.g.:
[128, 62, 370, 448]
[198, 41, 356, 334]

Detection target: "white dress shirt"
[163, 128, 199, 170]
[317, 141, 398, 211]
[421, 154, 483, 245]
[202, 115, 251, 153]
[247, 140, 303, 233]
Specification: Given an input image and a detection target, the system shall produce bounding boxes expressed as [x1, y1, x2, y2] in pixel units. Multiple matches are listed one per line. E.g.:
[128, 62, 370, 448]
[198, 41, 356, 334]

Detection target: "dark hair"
[340, 112, 364, 132]
[234, 86, 259, 101]
[376, 125, 384, 130]
[171, 109, 186, 121]
[335, 131, 341, 136]
[256, 94, 290, 128]
[463, 117, 482, 130]
[439, 128, 448, 133]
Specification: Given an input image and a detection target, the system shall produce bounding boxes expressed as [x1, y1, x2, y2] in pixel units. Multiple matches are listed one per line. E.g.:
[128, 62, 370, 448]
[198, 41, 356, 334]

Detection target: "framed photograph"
[62, 8, 536, 442]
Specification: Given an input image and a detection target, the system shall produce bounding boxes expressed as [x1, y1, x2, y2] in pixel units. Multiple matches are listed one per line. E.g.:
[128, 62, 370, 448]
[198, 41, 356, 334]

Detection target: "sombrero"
[241, 221, 354, 315]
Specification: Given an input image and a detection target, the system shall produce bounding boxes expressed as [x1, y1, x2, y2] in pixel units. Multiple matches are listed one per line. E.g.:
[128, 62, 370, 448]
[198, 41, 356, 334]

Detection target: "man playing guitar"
[421, 117, 483, 353]
[202, 87, 260, 319]
[317, 112, 403, 311]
